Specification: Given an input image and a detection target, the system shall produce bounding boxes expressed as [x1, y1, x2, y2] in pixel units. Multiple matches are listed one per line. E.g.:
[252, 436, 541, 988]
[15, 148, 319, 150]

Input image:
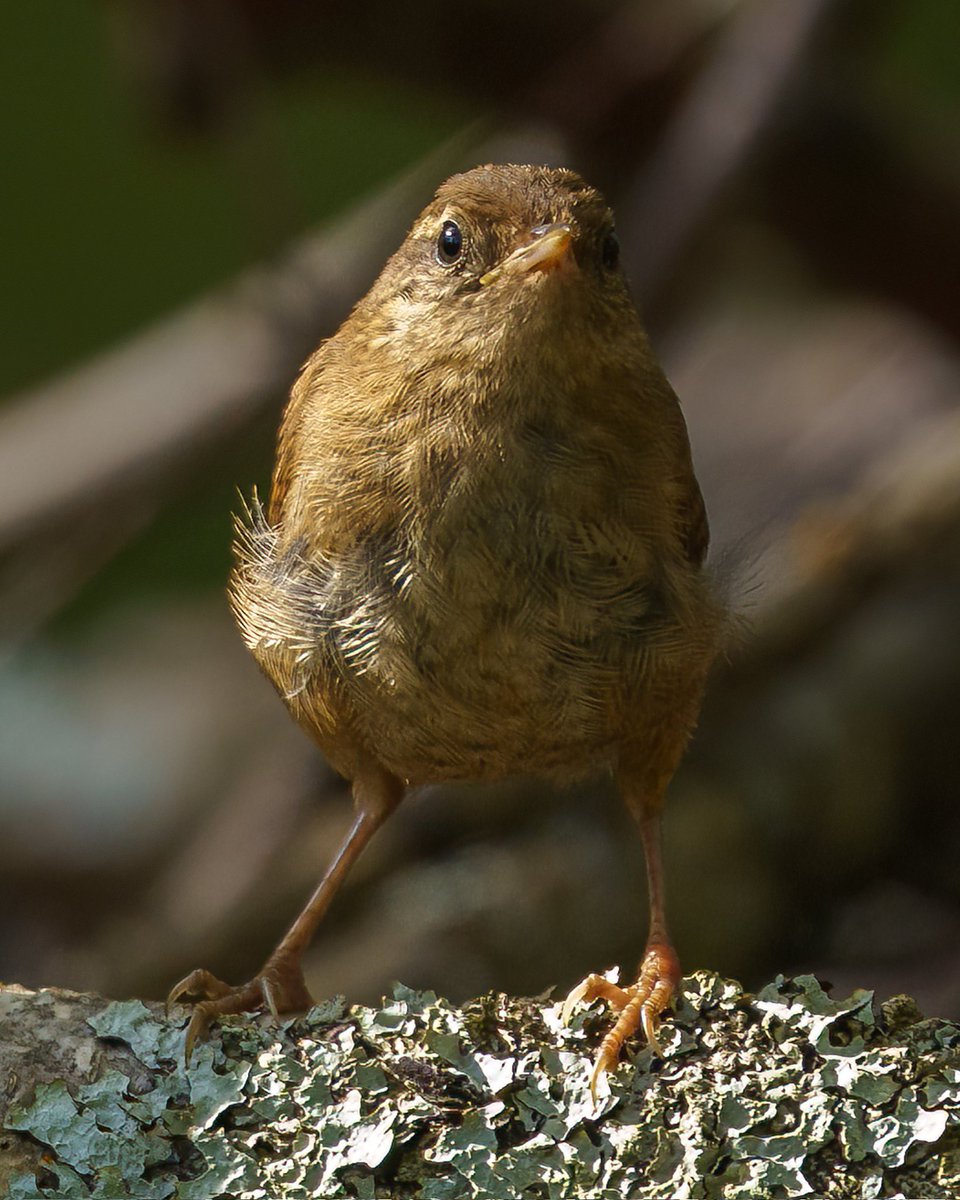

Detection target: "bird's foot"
[562, 940, 681, 1099]
[167, 957, 313, 1062]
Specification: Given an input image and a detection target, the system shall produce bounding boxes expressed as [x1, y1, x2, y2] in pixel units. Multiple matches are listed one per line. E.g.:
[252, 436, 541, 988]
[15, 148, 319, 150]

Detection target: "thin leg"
[564, 794, 681, 1099]
[168, 764, 403, 1060]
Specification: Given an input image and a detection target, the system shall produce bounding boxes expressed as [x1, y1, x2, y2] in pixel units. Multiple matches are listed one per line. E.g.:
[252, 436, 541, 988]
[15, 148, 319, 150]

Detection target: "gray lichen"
[1, 972, 958, 1198]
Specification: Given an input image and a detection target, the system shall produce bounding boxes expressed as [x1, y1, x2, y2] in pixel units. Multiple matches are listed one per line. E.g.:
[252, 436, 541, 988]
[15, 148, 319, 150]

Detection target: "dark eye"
[601, 229, 620, 270]
[437, 220, 463, 265]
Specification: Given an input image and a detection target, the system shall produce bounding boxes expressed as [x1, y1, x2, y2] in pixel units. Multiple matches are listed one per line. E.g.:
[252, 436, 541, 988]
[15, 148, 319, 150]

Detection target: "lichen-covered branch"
[1, 973, 958, 1198]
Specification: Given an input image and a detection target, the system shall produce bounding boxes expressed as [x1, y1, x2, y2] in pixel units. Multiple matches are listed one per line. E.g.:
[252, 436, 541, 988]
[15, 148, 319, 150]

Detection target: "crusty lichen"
[1, 972, 958, 1198]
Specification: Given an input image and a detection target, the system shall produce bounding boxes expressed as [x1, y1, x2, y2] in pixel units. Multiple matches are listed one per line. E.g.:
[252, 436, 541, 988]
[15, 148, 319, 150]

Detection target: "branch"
[2, 973, 958, 1197]
[0, 129, 488, 555]
[622, 0, 835, 300]
[730, 403, 960, 668]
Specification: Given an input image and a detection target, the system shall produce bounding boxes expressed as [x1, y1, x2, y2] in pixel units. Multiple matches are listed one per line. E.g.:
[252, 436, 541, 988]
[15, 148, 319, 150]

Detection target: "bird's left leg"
[564, 773, 680, 1096]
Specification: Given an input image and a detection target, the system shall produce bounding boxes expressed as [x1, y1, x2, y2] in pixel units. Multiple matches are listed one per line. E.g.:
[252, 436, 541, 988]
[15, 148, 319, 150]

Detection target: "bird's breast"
[325, 450, 676, 775]
[236, 417, 697, 784]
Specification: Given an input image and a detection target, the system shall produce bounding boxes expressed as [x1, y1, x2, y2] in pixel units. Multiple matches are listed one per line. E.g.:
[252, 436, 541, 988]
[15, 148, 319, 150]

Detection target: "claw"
[562, 972, 631, 1024]
[167, 968, 234, 1014]
[641, 995, 668, 1056]
[184, 1007, 211, 1065]
[560, 978, 590, 1025]
[588, 1057, 610, 1104]
[165, 959, 313, 1063]
[262, 977, 280, 1020]
[566, 944, 681, 1099]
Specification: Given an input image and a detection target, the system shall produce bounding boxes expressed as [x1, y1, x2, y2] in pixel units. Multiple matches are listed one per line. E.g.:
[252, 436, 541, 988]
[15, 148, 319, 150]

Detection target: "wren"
[168, 164, 725, 1091]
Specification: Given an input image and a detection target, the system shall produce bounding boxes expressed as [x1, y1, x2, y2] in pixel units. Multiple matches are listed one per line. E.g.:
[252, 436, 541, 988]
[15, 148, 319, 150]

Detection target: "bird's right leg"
[168, 761, 403, 1060]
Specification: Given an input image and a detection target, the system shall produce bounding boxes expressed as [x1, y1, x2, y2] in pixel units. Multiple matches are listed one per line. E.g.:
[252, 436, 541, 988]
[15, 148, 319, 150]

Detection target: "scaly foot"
[167, 958, 313, 1062]
[563, 941, 681, 1099]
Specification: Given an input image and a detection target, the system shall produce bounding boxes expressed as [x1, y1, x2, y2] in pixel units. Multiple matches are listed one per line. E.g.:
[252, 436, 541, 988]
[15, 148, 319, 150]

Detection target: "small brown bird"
[169, 164, 724, 1089]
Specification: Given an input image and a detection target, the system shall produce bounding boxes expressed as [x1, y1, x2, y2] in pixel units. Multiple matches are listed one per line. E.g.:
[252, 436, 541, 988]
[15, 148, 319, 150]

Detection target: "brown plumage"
[169, 164, 725, 1090]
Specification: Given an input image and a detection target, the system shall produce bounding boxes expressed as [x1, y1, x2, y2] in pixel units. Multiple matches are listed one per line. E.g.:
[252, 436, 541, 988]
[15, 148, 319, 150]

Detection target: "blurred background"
[2, 0, 959, 1024]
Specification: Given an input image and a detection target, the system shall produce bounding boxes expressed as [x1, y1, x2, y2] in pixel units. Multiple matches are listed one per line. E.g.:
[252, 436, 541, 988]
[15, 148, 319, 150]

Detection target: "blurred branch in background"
[621, 0, 834, 298]
[0, 131, 480, 557]
[759, 95, 960, 345]
[111, 0, 704, 135]
[0, 502, 157, 652]
[1, 0, 959, 1028]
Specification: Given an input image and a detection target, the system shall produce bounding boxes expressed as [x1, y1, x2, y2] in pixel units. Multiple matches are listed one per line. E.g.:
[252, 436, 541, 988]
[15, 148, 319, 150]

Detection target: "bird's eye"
[601, 229, 620, 270]
[437, 220, 464, 265]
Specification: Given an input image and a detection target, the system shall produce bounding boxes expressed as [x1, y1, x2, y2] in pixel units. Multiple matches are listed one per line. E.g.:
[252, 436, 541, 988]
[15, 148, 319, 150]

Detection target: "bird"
[168, 163, 725, 1090]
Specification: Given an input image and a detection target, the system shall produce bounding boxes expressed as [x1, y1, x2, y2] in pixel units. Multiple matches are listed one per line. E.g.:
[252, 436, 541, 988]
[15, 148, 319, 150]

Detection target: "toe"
[562, 973, 631, 1023]
[169, 959, 315, 1062]
[579, 944, 682, 1090]
[182, 979, 266, 1062]
[166, 968, 234, 1014]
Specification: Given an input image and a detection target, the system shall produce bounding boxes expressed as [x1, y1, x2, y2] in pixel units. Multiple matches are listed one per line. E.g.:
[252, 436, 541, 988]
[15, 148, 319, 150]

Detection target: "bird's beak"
[480, 223, 573, 287]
